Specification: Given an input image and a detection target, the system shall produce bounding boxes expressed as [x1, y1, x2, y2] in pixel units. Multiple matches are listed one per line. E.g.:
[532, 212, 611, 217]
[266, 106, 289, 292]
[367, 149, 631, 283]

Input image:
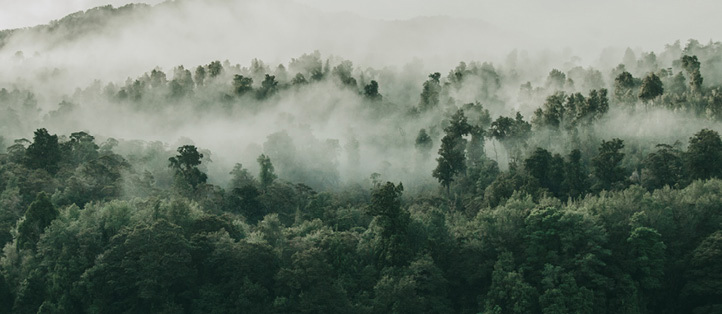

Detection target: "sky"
[1, 0, 719, 51]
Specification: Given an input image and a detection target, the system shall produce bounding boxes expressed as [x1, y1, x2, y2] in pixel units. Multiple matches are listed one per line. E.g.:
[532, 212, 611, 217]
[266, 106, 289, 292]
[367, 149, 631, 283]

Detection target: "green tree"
[643, 144, 684, 189]
[16, 192, 57, 251]
[638, 72, 664, 103]
[367, 182, 411, 266]
[682, 231, 722, 313]
[62, 131, 99, 166]
[613, 71, 640, 105]
[229, 163, 257, 190]
[545, 69, 566, 91]
[524, 148, 564, 198]
[364, 80, 382, 101]
[233, 75, 254, 96]
[681, 55, 703, 93]
[168, 145, 208, 190]
[484, 251, 538, 314]
[257, 154, 277, 190]
[208, 60, 223, 78]
[433, 110, 471, 193]
[194, 65, 206, 86]
[79, 220, 195, 313]
[538, 265, 594, 314]
[686, 128, 722, 180]
[489, 113, 531, 164]
[419, 72, 442, 111]
[592, 138, 627, 191]
[256, 74, 278, 99]
[562, 149, 588, 199]
[24, 128, 61, 174]
[626, 227, 666, 291]
[415, 128, 433, 160]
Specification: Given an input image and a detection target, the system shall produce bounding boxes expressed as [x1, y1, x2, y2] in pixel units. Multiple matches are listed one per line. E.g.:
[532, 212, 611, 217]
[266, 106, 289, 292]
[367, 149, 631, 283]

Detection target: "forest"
[1, 2, 722, 313]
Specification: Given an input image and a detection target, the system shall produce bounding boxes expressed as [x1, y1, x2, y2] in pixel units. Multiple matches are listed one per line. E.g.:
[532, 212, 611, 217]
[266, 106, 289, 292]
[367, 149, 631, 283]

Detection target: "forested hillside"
[1, 1, 722, 313]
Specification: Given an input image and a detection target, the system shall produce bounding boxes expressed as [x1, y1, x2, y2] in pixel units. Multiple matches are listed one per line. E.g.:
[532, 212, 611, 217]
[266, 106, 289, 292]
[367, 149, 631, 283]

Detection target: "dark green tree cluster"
[532, 89, 609, 129]
[0, 124, 721, 314]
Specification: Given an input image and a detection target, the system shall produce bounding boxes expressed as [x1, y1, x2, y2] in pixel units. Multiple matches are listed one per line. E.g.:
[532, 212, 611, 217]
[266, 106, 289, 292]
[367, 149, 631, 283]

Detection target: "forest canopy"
[1, 2, 722, 313]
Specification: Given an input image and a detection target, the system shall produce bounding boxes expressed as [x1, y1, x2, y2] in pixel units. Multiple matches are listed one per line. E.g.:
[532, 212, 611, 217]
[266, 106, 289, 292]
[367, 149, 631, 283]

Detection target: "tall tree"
[638, 72, 664, 103]
[168, 145, 207, 190]
[681, 55, 703, 93]
[643, 144, 684, 189]
[614, 71, 640, 105]
[24, 128, 61, 174]
[363, 80, 382, 102]
[257, 154, 277, 190]
[414, 128, 433, 160]
[686, 128, 722, 180]
[16, 192, 57, 251]
[592, 138, 627, 191]
[419, 72, 442, 111]
[233, 75, 254, 96]
[367, 182, 411, 267]
[562, 149, 588, 199]
[256, 74, 278, 100]
[433, 109, 471, 194]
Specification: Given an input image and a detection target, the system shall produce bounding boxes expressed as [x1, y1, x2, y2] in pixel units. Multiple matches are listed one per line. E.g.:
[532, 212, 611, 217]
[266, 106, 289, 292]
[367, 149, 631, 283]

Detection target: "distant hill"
[0, 0, 525, 86]
[0, 4, 151, 50]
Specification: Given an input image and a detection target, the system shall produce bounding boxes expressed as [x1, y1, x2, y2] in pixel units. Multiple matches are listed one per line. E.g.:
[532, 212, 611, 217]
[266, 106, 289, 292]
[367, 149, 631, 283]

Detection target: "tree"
[592, 138, 626, 191]
[63, 131, 99, 166]
[419, 72, 442, 111]
[256, 74, 278, 100]
[538, 265, 594, 314]
[415, 128, 433, 159]
[489, 113, 531, 164]
[331, 60, 357, 87]
[233, 75, 254, 96]
[524, 148, 564, 198]
[638, 72, 664, 103]
[626, 227, 666, 291]
[682, 231, 722, 313]
[231, 185, 264, 224]
[681, 55, 703, 93]
[16, 192, 57, 251]
[229, 163, 257, 190]
[257, 154, 277, 189]
[433, 109, 471, 193]
[686, 128, 722, 180]
[364, 80, 382, 101]
[24, 128, 61, 174]
[484, 251, 538, 314]
[643, 144, 684, 189]
[562, 149, 588, 199]
[208, 60, 223, 78]
[194, 65, 206, 86]
[168, 145, 207, 190]
[433, 135, 464, 194]
[367, 182, 411, 266]
[613, 71, 640, 105]
[545, 69, 566, 91]
[79, 220, 195, 313]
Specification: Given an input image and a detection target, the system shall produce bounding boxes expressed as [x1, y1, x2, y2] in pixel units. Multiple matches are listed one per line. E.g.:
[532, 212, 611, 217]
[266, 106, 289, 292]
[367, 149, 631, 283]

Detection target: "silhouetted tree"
[686, 129, 722, 180]
[168, 145, 207, 190]
[24, 128, 61, 174]
[592, 138, 627, 191]
[257, 154, 276, 190]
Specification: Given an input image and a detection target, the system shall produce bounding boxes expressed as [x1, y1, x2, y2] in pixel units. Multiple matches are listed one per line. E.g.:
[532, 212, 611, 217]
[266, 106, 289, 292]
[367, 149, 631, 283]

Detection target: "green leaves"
[16, 192, 57, 251]
[24, 129, 61, 174]
[168, 145, 208, 190]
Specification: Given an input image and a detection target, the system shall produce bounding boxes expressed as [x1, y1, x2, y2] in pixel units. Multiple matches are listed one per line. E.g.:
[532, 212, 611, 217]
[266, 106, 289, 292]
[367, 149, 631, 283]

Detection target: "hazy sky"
[1, 0, 720, 52]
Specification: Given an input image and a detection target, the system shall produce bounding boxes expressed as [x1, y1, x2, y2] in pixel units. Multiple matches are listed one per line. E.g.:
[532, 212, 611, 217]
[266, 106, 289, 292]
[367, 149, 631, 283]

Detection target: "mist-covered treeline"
[2, 2, 722, 312]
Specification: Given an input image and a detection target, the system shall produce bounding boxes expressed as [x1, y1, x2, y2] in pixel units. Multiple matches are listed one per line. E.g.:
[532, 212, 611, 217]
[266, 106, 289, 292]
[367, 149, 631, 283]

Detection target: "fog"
[1, 0, 721, 192]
